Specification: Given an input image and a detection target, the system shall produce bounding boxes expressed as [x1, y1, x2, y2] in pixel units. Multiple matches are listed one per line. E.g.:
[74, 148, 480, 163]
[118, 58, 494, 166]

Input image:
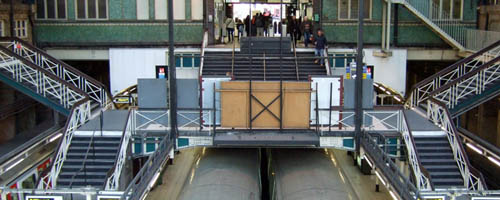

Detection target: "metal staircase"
[394, 0, 468, 50]
[401, 41, 500, 191]
[202, 51, 326, 81]
[57, 136, 121, 188]
[0, 37, 112, 112]
[413, 136, 464, 188]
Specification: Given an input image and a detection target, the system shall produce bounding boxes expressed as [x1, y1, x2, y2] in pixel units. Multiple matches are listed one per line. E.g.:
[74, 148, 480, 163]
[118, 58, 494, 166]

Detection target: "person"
[263, 13, 271, 37]
[256, 13, 264, 37]
[301, 16, 313, 47]
[290, 16, 299, 45]
[225, 16, 235, 43]
[313, 29, 327, 66]
[244, 15, 250, 37]
[236, 18, 244, 40]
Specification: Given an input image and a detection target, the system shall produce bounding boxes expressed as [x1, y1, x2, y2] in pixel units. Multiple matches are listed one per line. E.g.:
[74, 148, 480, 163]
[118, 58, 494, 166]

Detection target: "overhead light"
[364, 156, 373, 168]
[375, 171, 386, 186]
[379, 87, 386, 92]
[49, 133, 63, 142]
[389, 190, 399, 200]
[466, 143, 483, 155]
[393, 96, 401, 102]
[488, 156, 500, 167]
[5, 158, 25, 172]
[149, 172, 161, 189]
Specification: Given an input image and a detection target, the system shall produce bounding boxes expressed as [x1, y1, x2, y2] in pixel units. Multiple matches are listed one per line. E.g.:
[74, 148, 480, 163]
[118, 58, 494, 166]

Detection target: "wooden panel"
[220, 81, 311, 129]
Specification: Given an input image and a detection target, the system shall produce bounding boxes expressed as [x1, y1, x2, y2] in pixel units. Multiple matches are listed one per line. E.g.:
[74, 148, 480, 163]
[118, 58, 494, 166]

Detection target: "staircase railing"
[397, 0, 467, 49]
[426, 98, 486, 190]
[360, 133, 421, 200]
[0, 37, 114, 109]
[198, 31, 208, 77]
[38, 99, 92, 189]
[0, 46, 87, 111]
[323, 47, 331, 75]
[292, 41, 299, 81]
[430, 56, 500, 110]
[466, 29, 500, 53]
[400, 110, 433, 191]
[105, 110, 133, 190]
[405, 40, 500, 108]
[231, 37, 236, 77]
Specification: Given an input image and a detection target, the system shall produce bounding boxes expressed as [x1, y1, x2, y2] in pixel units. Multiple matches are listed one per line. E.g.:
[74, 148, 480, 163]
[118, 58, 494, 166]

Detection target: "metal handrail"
[323, 46, 331, 75]
[231, 38, 236, 77]
[360, 133, 421, 200]
[68, 123, 98, 188]
[38, 99, 92, 189]
[429, 56, 500, 110]
[405, 40, 500, 108]
[0, 46, 88, 111]
[458, 127, 500, 160]
[263, 52, 266, 81]
[0, 37, 115, 108]
[104, 110, 133, 190]
[427, 98, 486, 190]
[292, 41, 299, 81]
[198, 31, 209, 77]
[400, 110, 434, 190]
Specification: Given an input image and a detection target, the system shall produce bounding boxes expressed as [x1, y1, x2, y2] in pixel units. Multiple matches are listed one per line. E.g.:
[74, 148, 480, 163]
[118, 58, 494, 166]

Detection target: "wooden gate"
[220, 81, 311, 129]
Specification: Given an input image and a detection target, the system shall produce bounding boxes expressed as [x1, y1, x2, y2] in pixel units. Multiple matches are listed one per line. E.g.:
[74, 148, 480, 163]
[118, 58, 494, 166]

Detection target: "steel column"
[355, 0, 365, 152]
[168, 0, 178, 142]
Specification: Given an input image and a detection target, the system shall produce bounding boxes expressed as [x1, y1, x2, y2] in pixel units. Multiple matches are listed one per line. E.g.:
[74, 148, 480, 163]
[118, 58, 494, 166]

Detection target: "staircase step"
[420, 158, 456, 165]
[430, 171, 462, 179]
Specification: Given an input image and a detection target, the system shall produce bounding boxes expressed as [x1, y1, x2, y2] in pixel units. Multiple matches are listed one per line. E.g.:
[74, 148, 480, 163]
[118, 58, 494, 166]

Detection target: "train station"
[0, 0, 499, 199]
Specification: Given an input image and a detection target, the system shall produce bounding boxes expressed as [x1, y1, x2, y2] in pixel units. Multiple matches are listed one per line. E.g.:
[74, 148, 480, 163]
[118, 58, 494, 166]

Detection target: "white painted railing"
[466, 29, 500, 54]
[432, 57, 500, 109]
[38, 100, 92, 189]
[199, 31, 209, 77]
[400, 110, 433, 191]
[406, 41, 500, 108]
[427, 99, 485, 190]
[317, 109, 402, 132]
[0, 49, 86, 110]
[399, 0, 468, 49]
[105, 111, 134, 190]
[0, 38, 113, 108]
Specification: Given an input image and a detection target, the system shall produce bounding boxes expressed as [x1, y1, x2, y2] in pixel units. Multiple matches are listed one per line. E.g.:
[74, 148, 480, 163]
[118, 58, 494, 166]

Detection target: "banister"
[405, 40, 500, 101]
[292, 41, 299, 81]
[429, 56, 500, 96]
[428, 97, 486, 190]
[0, 37, 115, 108]
[401, 109, 435, 190]
[198, 31, 208, 77]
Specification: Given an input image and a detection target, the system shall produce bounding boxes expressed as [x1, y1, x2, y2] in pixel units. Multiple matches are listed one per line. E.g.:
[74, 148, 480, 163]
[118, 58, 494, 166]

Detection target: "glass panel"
[335, 54, 345, 68]
[77, 0, 86, 18]
[57, 0, 66, 18]
[194, 54, 201, 67]
[175, 56, 181, 67]
[452, 0, 461, 19]
[183, 54, 193, 67]
[88, 0, 97, 18]
[146, 138, 156, 152]
[21, 175, 36, 188]
[339, 0, 349, 19]
[37, 0, 46, 18]
[47, 0, 55, 18]
[98, 0, 107, 18]
[351, 0, 359, 19]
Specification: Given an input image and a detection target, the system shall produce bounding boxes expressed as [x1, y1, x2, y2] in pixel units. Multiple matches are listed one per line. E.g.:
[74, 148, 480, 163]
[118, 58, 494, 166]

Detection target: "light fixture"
[364, 156, 373, 168]
[389, 190, 399, 200]
[488, 156, 500, 167]
[393, 96, 401, 102]
[375, 171, 386, 186]
[5, 158, 25, 172]
[49, 133, 63, 143]
[466, 143, 483, 155]
[149, 172, 161, 188]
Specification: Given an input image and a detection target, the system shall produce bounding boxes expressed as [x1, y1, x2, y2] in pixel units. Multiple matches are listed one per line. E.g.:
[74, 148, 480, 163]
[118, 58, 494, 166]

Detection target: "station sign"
[25, 196, 63, 200]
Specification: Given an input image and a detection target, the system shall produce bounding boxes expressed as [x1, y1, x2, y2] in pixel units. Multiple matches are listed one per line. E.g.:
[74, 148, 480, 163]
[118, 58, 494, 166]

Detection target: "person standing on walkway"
[313, 29, 327, 67]
[256, 13, 264, 37]
[236, 18, 244, 40]
[244, 15, 250, 37]
[225, 16, 235, 43]
[301, 16, 313, 47]
[290, 16, 299, 45]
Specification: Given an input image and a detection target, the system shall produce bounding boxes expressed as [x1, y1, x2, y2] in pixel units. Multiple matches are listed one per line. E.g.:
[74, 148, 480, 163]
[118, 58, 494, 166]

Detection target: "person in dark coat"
[301, 16, 313, 47]
[244, 15, 250, 37]
[313, 29, 327, 66]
